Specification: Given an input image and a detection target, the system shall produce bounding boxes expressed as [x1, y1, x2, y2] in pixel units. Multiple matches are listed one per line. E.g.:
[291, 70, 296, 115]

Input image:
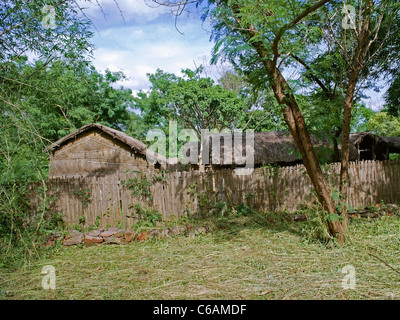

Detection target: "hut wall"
[49, 131, 152, 178]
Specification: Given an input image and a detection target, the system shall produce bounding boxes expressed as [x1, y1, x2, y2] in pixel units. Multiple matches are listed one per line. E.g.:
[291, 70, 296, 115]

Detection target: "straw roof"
[252, 131, 332, 165]
[201, 131, 358, 166]
[382, 136, 400, 152]
[51, 124, 400, 170]
[350, 132, 400, 159]
[50, 123, 170, 165]
[349, 132, 382, 147]
[50, 123, 147, 154]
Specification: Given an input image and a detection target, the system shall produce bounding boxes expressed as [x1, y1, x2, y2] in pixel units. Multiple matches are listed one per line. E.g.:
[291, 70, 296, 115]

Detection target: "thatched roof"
[349, 132, 383, 148]
[382, 136, 400, 153]
[197, 131, 360, 166]
[252, 131, 337, 165]
[50, 123, 170, 165]
[50, 123, 147, 154]
[51, 124, 400, 169]
[349, 132, 400, 160]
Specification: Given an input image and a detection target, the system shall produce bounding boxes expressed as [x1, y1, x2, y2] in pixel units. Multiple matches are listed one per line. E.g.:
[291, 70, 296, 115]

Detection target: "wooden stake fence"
[30, 160, 400, 227]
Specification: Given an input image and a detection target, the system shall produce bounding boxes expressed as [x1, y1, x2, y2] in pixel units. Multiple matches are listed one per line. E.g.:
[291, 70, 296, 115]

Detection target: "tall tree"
[1, 58, 134, 142]
[207, 0, 348, 241]
[367, 112, 400, 136]
[0, 0, 112, 248]
[153, 0, 400, 242]
[133, 67, 246, 140]
[0, 0, 94, 67]
[218, 70, 287, 132]
[316, 1, 398, 203]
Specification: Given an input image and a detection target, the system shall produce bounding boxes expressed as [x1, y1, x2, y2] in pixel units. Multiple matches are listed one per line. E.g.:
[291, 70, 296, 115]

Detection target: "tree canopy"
[132, 67, 246, 139]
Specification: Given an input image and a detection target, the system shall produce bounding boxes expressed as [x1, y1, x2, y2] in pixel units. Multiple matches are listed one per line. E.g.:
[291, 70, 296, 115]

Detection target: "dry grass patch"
[1, 214, 400, 300]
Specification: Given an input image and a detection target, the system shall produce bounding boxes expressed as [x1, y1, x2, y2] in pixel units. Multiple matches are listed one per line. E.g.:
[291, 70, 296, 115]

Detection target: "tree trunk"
[340, 73, 358, 196]
[339, 7, 372, 233]
[235, 5, 348, 242]
[269, 66, 346, 242]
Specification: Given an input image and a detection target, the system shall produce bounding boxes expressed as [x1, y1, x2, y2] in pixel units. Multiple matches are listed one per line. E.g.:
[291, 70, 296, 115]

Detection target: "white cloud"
[77, 0, 174, 26]
[74, 0, 217, 97]
[90, 19, 214, 94]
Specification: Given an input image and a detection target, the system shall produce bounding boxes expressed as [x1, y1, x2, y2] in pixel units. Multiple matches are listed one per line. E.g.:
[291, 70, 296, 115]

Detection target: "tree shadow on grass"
[197, 210, 306, 243]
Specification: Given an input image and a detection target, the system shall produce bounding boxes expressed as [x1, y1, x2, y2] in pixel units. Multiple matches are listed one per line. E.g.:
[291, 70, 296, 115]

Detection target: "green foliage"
[0, 0, 94, 66]
[1, 58, 133, 142]
[367, 112, 400, 137]
[78, 215, 86, 224]
[385, 75, 400, 117]
[234, 203, 258, 217]
[218, 71, 287, 132]
[206, 0, 398, 142]
[0, 0, 130, 269]
[296, 202, 335, 243]
[122, 171, 154, 202]
[352, 104, 377, 133]
[73, 189, 91, 207]
[130, 204, 162, 229]
[131, 67, 247, 149]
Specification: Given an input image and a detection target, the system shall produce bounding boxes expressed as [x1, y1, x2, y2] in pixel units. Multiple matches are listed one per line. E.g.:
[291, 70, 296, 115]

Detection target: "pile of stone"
[43, 224, 209, 248]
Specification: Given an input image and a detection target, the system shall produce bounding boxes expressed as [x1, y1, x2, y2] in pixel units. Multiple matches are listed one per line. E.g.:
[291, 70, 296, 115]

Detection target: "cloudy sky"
[79, 0, 215, 94]
[77, 0, 384, 109]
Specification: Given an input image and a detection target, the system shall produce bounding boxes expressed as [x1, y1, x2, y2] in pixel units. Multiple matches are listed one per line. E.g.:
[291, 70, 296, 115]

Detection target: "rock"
[54, 232, 62, 239]
[100, 230, 118, 238]
[84, 235, 104, 245]
[115, 230, 125, 238]
[63, 233, 83, 246]
[149, 229, 160, 239]
[124, 231, 134, 242]
[88, 230, 101, 237]
[170, 226, 186, 236]
[68, 230, 82, 237]
[137, 231, 150, 241]
[107, 227, 119, 232]
[43, 239, 55, 248]
[294, 214, 307, 222]
[104, 236, 123, 245]
[387, 204, 399, 215]
[159, 229, 171, 238]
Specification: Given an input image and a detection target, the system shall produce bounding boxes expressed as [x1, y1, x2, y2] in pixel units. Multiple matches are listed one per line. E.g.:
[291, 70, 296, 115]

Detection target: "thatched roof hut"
[49, 123, 400, 177]
[192, 131, 356, 167]
[350, 132, 400, 161]
[50, 123, 147, 154]
[382, 136, 400, 154]
[187, 131, 400, 168]
[249, 131, 350, 166]
[49, 123, 166, 178]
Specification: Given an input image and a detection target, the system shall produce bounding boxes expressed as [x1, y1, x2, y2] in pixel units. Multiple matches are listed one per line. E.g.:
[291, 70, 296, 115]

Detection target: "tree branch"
[272, 0, 334, 68]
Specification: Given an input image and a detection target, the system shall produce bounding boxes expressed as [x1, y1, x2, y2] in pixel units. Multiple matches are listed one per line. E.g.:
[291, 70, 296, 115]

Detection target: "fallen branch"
[368, 252, 400, 276]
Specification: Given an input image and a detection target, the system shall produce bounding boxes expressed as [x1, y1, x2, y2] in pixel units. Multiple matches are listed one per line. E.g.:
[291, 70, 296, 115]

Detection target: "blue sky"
[78, 0, 385, 109]
[80, 0, 215, 94]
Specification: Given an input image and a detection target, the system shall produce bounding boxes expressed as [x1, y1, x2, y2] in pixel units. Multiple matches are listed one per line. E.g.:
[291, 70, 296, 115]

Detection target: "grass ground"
[1, 213, 400, 300]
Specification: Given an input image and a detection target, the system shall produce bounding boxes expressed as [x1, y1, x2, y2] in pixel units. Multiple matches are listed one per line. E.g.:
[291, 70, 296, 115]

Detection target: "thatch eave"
[50, 123, 147, 155]
[382, 136, 400, 153]
[202, 131, 351, 166]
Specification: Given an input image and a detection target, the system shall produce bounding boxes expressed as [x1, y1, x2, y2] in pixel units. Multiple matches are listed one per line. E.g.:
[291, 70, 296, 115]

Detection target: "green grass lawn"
[1, 214, 400, 300]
